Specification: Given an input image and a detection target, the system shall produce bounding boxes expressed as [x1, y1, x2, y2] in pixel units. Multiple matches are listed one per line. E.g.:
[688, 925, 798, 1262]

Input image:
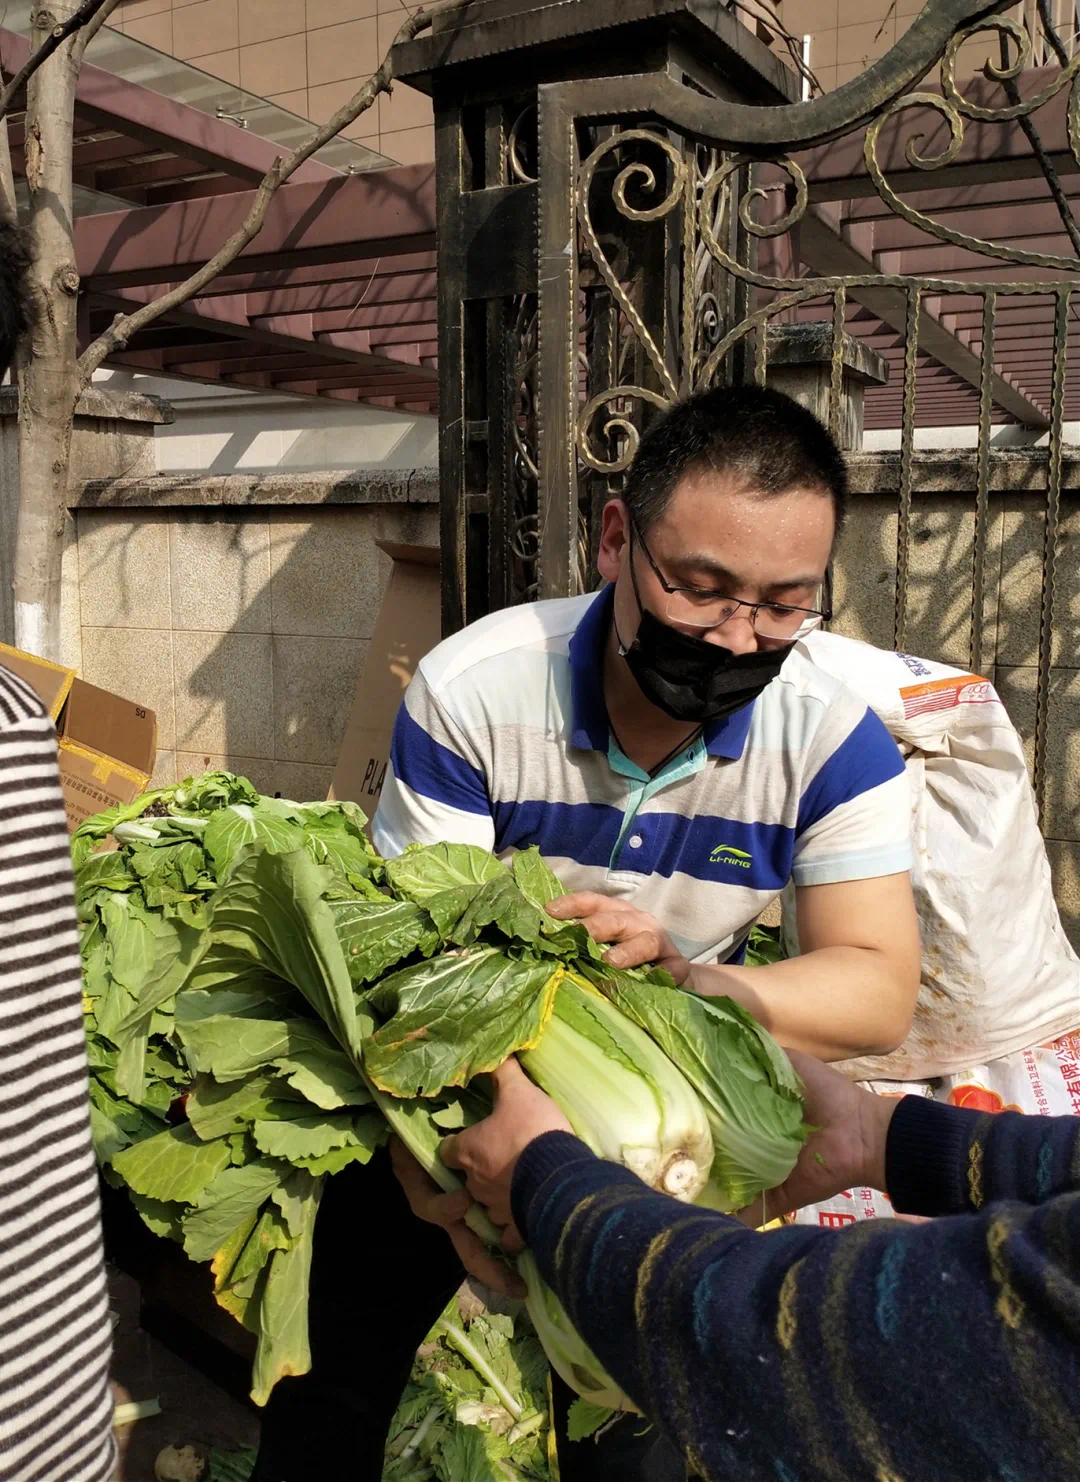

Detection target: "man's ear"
[597, 499, 630, 584]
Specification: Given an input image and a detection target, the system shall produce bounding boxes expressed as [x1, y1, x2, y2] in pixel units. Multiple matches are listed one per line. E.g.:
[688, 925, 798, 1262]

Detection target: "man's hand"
[441, 1059, 573, 1250]
[388, 1135, 526, 1299]
[737, 1049, 899, 1226]
[546, 892, 691, 984]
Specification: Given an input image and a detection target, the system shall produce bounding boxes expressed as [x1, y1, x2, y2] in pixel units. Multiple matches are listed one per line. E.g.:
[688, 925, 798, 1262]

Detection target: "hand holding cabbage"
[545, 892, 692, 982]
[439, 1058, 572, 1247]
[436, 1050, 896, 1256]
[388, 1132, 528, 1298]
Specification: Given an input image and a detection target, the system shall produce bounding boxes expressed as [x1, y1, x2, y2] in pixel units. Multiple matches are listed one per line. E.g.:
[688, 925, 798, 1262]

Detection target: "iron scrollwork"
[556, 10, 1080, 822]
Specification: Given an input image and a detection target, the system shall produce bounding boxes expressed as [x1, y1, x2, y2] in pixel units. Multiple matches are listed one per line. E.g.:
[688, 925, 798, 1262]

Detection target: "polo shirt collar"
[704, 701, 755, 760]
[568, 586, 613, 752]
[568, 585, 756, 761]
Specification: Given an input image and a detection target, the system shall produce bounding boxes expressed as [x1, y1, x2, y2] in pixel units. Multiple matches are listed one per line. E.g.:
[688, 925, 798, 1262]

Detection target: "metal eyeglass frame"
[630, 521, 833, 639]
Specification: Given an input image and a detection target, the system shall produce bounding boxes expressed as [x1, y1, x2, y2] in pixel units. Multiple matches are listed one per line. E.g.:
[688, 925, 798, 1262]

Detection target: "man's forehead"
[666, 463, 832, 507]
[648, 477, 834, 586]
[655, 476, 835, 539]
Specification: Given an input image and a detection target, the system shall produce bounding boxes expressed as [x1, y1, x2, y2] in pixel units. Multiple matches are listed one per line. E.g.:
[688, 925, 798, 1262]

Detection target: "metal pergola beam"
[0, 27, 336, 190]
[75, 167, 437, 290]
[869, 199, 1080, 252]
[796, 207, 1052, 428]
[189, 253, 438, 300]
[242, 274, 438, 318]
[797, 64, 1080, 203]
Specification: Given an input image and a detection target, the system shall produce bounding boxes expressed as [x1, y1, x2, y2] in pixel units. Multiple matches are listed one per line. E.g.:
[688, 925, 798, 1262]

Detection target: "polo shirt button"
[629, 834, 643, 849]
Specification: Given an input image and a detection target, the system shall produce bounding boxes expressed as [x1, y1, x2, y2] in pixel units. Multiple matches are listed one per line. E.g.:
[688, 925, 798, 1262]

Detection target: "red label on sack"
[900, 674, 995, 719]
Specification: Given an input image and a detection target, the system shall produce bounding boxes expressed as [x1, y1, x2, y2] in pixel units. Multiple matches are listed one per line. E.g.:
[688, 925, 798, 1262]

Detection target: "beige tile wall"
[112, 0, 1037, 167]
[112, 0, 434, 164]
[777, 0, 1031, 91]
[74, 501, 439, 802]
[831, 491, 1080, 950]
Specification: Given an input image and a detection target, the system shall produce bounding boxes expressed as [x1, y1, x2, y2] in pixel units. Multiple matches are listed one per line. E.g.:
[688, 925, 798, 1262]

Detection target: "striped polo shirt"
[372, 587, 911, 965]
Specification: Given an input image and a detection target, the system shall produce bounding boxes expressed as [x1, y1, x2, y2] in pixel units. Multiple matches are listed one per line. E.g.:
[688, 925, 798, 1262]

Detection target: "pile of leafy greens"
[75, 771, 807, 1435]
[206, 1289, 556, 1482]
[382, 1294, 555, 1481]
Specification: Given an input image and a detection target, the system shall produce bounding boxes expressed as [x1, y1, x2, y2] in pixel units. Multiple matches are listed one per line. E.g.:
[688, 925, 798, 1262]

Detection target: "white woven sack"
[782, 631, 1080, 1080]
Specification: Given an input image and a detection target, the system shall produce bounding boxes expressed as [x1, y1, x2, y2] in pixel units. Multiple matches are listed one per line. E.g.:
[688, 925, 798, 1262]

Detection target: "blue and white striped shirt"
[372, 588, 911, 965]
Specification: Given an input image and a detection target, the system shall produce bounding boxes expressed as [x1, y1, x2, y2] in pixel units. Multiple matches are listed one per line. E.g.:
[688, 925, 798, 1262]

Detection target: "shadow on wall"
[72, 490, 440, 808]
[153, 405, 441, 480]
[93, 368, 441, 479]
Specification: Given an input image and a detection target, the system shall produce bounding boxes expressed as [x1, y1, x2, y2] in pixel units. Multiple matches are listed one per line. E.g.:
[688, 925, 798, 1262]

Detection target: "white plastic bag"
[784, 631, 1080, 1080]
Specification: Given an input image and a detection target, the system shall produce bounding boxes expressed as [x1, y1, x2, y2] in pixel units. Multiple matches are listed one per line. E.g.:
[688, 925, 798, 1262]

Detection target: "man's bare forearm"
[686, 947, 914, 1061]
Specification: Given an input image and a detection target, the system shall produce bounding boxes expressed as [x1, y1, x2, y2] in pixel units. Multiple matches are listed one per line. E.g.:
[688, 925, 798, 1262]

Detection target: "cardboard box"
[329, 541, 440, 810]
[0, 642, 157, 832]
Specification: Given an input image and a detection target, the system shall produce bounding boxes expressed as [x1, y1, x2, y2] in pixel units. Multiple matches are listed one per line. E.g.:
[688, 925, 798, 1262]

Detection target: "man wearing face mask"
[251, 386, 920, 1482]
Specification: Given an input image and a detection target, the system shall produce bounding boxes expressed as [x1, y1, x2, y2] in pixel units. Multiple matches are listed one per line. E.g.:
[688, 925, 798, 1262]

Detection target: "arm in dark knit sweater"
[511, 1097, 1080, 1482]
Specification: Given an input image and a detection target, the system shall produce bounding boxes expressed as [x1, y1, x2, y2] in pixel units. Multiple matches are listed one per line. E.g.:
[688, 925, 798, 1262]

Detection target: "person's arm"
[371, 666, 496, 856]
[547, 871, 920, 1062]
[685, 871, 921, 1059]
[444, 1057, 1080, 1480]
[881, 1091, 1080, 1215]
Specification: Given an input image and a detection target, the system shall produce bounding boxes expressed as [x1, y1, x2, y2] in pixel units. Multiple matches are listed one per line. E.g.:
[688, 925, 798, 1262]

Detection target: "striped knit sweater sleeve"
[0, 666, 115, 1482]
[512, 1097, 1080, 1482]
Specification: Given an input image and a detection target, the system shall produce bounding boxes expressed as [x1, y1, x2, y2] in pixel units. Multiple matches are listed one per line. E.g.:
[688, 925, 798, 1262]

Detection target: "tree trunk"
[14, 1, 82, 660]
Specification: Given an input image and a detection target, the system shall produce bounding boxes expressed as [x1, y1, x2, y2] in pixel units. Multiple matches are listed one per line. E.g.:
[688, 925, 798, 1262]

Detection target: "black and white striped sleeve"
[0, 665, 114, 1482]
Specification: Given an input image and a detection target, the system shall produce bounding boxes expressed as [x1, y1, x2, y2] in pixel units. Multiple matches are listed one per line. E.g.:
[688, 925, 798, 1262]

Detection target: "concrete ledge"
[70, 452, 1080, 509]
[74, 466, 440, 508]
[846, 449, 1080, 495]
[0, 386, 174, 425]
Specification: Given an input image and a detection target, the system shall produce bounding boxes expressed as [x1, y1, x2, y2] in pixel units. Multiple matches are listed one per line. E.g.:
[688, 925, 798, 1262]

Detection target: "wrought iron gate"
[395, 0, 1080, 824]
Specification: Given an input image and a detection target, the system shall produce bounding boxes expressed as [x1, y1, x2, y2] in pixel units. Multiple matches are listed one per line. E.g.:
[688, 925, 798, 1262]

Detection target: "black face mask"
[614, 547, 793, 725]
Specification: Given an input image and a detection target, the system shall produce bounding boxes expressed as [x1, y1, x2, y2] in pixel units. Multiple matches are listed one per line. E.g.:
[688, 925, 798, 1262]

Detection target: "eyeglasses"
[631, 523, 831, 641]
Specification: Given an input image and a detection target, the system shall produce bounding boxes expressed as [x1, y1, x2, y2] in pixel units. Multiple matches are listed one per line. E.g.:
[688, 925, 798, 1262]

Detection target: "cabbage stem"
[438, 1316, 523, 1419]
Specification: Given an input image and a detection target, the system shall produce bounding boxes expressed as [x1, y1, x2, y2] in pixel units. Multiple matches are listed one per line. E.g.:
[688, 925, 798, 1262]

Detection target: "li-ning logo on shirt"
[710, 845, 752, 869]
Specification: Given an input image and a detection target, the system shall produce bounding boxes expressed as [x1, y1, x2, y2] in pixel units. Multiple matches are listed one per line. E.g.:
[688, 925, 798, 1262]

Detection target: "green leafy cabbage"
[74, 774, 807, 1433]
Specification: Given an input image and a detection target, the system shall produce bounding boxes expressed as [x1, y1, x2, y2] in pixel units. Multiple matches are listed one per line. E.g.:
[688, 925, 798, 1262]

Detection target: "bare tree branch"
[77, 0, 466, 383]
[1036, 0, 1071, 67]
[73, 0, 125, 59]
[728, 0, 824, 98]
[0, 0, 117, 122]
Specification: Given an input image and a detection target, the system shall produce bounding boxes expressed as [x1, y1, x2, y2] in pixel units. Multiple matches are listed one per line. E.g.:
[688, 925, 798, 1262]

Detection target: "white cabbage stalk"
[370, 1075, 638, 1410]
[520, 974, 713, 1201]
[518, 1252, 635, 1412]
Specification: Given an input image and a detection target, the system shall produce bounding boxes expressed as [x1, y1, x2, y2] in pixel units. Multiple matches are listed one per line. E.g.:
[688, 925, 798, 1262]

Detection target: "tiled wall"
[112, 0, 435, 165]
[109, 0, 1048, 174]
[778, 0, 1047, 93]
[830, 491, 1080, 951]
[71, 500, 439, 802]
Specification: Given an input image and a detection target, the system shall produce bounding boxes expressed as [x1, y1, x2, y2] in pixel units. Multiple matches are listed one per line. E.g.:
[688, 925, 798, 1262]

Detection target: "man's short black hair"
[0, 215, 33, 379]
[622, 385, 848, 536]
